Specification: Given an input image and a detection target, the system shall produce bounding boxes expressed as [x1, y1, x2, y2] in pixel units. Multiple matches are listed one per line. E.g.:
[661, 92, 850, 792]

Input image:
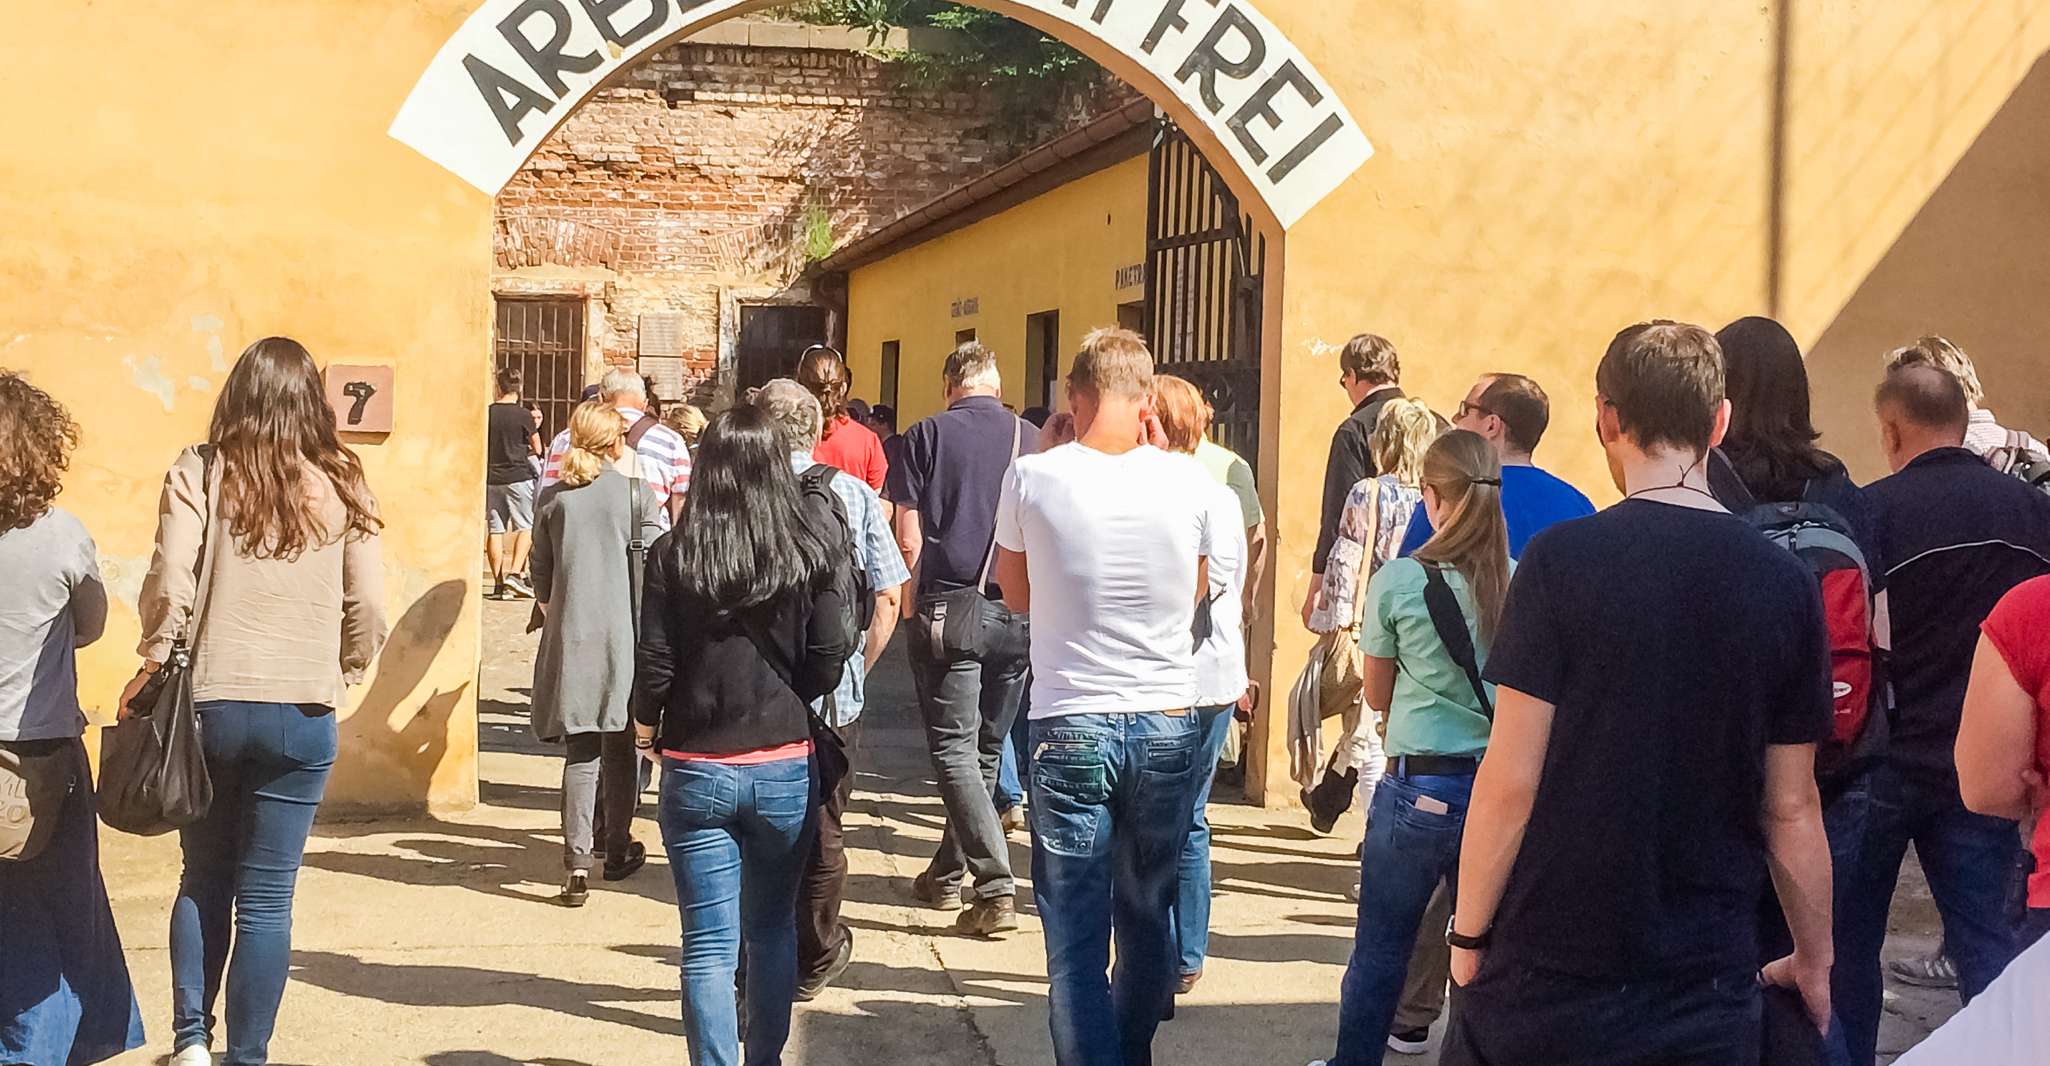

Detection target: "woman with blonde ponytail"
[1314, 429, 1511, 1066]
[529, 401, 664, 905]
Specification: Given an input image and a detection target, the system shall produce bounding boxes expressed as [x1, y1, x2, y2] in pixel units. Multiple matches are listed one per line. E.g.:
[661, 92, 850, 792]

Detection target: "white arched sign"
[391, 0, 1371, 228]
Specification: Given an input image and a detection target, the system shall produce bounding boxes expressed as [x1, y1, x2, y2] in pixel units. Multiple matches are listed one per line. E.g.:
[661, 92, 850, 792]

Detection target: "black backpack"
[797, 463, 876, 635]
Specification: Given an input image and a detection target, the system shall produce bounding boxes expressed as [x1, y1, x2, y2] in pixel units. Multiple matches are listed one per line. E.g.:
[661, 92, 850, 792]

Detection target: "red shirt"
[812, 414, 887, 492]
[1980, 574, 2050, 908]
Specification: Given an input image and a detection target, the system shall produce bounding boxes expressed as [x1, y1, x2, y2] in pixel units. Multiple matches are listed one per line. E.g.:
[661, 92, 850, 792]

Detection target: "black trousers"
[797, 718, 860, 980]
[1441, 960, 1761, 1066]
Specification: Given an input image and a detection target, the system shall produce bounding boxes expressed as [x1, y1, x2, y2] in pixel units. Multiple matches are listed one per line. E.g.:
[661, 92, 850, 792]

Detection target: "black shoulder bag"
[100, 447, 219, 835]
[1421, 564, 1493, 719]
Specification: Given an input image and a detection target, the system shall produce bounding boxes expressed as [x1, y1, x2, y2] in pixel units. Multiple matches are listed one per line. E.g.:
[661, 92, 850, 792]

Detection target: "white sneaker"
[171, 1045, 214, 1066]
[1387, 1026, 1431, 1054]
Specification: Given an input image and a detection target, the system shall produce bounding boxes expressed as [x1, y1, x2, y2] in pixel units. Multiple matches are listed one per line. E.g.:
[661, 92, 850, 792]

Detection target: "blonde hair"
[663, 403, 707, 444]
[559, 401, 625, 488]
[1152, 374, 1211, 454]
[1369, 398, 1438, 487]
[1884, 335, 1984, 406]
[1069, 327, 1153, 400]
[1413, 429, 1511, 645]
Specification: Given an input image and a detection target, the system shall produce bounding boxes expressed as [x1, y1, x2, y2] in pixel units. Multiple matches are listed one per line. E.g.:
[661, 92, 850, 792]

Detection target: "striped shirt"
[541, 406, 692, 527]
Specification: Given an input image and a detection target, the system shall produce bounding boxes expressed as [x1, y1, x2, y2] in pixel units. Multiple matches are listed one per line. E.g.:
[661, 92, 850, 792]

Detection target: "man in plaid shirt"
[540, 369, 691, 526]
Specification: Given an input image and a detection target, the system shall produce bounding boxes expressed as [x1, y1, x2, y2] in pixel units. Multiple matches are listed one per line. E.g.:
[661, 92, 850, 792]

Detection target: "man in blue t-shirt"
[1399, 373, 1594, 558]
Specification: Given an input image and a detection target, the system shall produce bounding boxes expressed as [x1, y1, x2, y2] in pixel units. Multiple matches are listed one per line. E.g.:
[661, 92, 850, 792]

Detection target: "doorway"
[735, 304, 830, 396]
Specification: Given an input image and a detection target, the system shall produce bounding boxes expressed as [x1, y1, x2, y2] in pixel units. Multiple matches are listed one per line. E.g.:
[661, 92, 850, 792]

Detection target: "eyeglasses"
[1456, 400, 1497, 421]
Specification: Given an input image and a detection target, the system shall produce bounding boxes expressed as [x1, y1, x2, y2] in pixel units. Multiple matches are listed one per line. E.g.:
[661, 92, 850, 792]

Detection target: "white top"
[1194, 477, 1250, 707]
[995, 442, 1218, 718]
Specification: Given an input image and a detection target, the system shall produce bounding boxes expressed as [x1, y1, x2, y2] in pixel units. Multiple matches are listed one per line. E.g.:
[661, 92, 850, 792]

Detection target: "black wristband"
[1446, 919, 1492, 951]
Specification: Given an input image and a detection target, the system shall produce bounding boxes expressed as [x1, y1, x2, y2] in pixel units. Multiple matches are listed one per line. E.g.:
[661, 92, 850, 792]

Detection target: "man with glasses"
[1399, 373, 1594, 558]
[1304, 334, 1408, 629]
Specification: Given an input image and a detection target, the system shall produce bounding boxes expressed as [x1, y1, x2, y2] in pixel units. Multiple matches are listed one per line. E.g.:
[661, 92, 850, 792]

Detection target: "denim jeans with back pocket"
[1029, 710, 1203, 1066]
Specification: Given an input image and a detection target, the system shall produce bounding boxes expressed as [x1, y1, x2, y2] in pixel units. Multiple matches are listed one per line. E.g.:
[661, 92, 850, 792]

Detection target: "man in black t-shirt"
[485, 367, 541, 599]
[1441, 322, 1836, 1066]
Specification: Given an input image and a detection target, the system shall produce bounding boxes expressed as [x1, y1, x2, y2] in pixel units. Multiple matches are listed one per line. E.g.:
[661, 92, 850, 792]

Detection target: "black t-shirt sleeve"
[1770, 568, 1836, 745]
[1482, 536, 1566, 704]
[883, 424, 928, 507]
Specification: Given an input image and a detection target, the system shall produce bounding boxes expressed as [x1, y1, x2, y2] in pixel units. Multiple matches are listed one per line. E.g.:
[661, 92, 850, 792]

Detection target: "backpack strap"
[1421, 564, 1493, 720]
[625, 412, 660, 450]
[1706, 447, 1758, 512]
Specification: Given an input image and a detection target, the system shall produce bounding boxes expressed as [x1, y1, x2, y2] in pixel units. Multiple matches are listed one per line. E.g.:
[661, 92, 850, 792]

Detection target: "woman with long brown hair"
[125, 337, 388, 1066]
[796, 345, 887, 491]
[1316, 429, 1510, 1066]
[0, 370, 144, 1065]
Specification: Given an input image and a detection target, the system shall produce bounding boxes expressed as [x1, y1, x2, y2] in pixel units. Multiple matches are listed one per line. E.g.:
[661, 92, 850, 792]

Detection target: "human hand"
[1300, 584, 1320, 630]
[1761, 952, 1832, 1031]
[1449, 945, 1485, 988]
[1039, 411, 1076, 450]
[116, 663, 159, 721]
[1139, 409, 1169, 450]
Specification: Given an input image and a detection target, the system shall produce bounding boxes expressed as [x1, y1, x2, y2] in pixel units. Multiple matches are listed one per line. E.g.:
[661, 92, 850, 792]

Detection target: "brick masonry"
[492, 32, 1133, 408]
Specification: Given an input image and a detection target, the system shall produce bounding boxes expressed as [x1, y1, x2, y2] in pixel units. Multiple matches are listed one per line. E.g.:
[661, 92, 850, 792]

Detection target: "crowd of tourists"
[3, 314, 2048, 1066]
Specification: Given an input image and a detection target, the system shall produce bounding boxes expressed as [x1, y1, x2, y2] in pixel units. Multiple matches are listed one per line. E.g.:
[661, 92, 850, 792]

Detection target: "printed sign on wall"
[391, 0, 1371, 228]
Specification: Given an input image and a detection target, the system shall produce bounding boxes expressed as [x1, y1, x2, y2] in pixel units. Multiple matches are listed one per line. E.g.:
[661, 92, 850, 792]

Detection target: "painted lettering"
[1267, 112, 1344, 183]
[499, 0, 602, 97]
[463, 54, 556, 146]
[576, 0, 669, 47]
[1225, 59, 1320, 164]
[1140, 0, 1190, 53]
[1089, 0, 1115, 23]
[1173, 5, 1267, 114]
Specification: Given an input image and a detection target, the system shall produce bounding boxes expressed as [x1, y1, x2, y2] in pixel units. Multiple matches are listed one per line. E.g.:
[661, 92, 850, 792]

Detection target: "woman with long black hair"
[126, 337, 388, 1066]
[633, 405, 856, 1066]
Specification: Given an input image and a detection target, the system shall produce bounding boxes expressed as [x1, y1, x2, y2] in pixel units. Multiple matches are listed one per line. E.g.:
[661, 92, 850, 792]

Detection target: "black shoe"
[796, 925, 854, 1001]
[601, 841, 646, 881]
[1386, 1027, 1430, 1055]
[558, 870, 589, 907]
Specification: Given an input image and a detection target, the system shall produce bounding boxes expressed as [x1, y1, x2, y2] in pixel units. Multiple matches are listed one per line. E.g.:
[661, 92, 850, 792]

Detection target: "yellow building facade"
[5, 2, 2047, 810]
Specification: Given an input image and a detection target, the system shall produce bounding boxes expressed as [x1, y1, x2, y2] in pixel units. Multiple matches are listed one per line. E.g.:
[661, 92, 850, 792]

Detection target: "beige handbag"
[0, 739, 78, 863]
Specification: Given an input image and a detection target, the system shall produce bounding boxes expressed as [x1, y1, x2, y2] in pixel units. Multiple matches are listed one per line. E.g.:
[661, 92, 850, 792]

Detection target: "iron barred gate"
[1143, 120, 1266, 472]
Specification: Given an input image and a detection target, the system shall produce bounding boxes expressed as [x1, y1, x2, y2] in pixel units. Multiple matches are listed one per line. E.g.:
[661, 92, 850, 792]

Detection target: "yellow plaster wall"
[6, 1, 2046, 810]
[0, 1, 489, 813]
[845, 157, 1149, 420]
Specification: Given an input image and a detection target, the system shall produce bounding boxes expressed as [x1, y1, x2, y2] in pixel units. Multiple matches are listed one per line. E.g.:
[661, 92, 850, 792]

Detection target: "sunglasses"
[1457, 400, 1497, 421]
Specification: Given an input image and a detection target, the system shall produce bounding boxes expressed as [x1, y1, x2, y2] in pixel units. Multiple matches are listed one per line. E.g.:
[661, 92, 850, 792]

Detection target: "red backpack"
[1713, 453, 1889, 782]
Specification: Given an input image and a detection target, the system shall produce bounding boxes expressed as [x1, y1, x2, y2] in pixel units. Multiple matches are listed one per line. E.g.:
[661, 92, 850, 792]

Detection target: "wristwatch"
[1445, 917, 1492, 951]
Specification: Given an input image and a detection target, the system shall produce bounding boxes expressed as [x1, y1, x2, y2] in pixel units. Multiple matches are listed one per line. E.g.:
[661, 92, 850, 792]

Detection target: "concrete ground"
[99, 597, 1960, 1064]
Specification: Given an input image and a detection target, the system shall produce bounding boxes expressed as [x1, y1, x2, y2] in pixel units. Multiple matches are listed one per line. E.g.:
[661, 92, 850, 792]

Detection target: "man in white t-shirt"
[993, 327, 1217, 1066]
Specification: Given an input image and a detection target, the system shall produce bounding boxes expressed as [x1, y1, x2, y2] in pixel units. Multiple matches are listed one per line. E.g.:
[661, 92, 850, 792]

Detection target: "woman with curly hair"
[124, 337, 389, 1066]
[0, 370, 145, 1064]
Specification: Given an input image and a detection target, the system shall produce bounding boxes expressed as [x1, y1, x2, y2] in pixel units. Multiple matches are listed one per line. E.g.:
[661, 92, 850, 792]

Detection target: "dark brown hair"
[1874, 364, 1969, 436]
[0, 371, 80, 533]
[210, 337, 382, 558]
[494, 366, 522, 396]
[1477, 373, 1550, 454]
[1340, 333, 1401, 386]
[795, 345, 850, 437]
[1595, 321, 1725, 455]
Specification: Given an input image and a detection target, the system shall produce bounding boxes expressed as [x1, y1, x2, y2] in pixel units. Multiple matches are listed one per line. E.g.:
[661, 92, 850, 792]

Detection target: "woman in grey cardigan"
[530, 400, 664, 905]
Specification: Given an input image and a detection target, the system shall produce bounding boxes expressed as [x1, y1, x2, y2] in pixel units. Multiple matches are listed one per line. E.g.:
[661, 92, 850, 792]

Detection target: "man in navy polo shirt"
[1837, 364, 2050, 1065]
[1398, 372, 1593, 558]
[885, 342, 1037, 936]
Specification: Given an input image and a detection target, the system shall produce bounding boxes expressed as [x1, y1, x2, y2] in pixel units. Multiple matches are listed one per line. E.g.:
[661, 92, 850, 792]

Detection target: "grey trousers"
[906, 603, 1029, 902]
[561, 728, 638, 872]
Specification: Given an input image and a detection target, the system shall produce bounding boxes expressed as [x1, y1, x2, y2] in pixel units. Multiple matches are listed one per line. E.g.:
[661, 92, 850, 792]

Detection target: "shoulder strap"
[972, 418, 1025, 594]
[626, 475, 647, 640]
[625, 412, 660, 450]
[1421, 564, 1492, 719]
[1707, 447, 1758, 512]
[183, 445, 221, 648]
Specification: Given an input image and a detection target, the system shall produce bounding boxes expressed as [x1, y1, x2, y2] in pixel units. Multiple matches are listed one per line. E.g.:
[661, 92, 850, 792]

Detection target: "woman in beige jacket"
[124, 337, 387, 1066]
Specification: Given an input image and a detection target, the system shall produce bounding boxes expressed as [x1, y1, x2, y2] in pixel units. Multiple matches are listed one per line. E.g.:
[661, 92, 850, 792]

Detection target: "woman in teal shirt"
[1314, 429, 1512, 1066]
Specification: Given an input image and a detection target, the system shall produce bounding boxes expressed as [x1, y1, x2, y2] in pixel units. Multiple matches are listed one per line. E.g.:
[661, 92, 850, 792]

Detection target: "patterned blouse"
[1310, 474, 1422, 634]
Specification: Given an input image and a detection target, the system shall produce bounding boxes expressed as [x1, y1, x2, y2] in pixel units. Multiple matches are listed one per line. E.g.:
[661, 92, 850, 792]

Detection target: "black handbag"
[99, 446, 218, 835]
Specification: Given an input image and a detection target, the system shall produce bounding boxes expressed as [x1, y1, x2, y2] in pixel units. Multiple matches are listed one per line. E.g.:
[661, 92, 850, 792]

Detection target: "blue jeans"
[171, 702, 336, 1064]
[1171, 704, 1236, 976]
[1331, 770, 1473, 1066]
[1838, 764, 2021, 1066]
[1030, 711, 1203, 1066]
[659, 755, 813, 1066]
[995, 694, 1031, 812]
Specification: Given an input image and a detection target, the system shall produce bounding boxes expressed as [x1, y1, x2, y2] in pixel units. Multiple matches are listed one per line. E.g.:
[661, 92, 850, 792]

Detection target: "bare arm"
[894, 505, 923, 619]
[1451, 685, 1556, 982]
[996, 548, 1030, 615]
[1759, 743, 1835, 1029]
[864, 584, 903, 675]
[1361, 654, 1395, 717]
[1956, 634, 2039, 821]
[1243, 522, 1269, 624]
